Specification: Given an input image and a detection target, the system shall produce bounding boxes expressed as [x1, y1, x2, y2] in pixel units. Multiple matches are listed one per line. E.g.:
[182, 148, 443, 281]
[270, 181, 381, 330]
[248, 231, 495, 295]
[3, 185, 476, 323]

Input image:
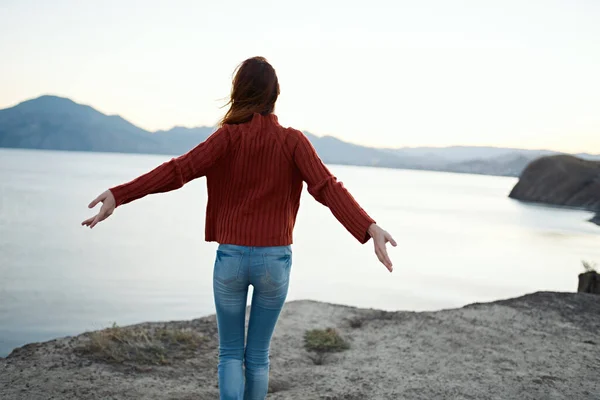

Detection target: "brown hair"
[219, 56, 280, 126]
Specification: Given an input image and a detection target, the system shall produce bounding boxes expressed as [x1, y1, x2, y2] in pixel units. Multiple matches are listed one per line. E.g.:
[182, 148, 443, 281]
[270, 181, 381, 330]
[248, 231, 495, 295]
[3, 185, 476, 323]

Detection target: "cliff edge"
[1, 292, 599, 399]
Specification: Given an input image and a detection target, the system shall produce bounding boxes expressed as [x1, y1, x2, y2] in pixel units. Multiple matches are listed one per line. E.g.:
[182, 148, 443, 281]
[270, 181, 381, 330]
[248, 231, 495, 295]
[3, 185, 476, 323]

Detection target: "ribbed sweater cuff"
[109, 186, 128, 208]
[354, 214, 376, 244]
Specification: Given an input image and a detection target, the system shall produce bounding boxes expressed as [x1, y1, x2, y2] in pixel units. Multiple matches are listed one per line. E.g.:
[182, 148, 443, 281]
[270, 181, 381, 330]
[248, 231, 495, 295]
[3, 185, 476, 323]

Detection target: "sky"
[1, 0, 599, 153]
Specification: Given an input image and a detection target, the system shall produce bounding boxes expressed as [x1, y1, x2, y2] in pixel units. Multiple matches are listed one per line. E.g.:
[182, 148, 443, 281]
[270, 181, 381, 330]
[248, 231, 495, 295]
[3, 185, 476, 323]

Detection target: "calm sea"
[1, 148, 598, 357]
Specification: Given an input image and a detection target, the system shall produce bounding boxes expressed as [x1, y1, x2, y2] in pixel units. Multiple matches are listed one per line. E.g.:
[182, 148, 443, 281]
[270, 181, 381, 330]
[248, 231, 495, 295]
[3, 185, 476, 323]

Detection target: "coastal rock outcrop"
[509, 155, 600, 214]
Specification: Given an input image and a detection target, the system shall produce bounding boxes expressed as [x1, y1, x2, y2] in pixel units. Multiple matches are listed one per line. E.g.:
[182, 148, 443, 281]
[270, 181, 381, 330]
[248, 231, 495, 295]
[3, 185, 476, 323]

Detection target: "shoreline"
[1, 291, 599, 399]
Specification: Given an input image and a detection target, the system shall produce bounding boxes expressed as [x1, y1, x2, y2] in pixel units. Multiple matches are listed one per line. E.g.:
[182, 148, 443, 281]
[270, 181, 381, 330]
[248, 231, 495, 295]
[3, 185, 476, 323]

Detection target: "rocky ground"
[1, 291, 599, 400]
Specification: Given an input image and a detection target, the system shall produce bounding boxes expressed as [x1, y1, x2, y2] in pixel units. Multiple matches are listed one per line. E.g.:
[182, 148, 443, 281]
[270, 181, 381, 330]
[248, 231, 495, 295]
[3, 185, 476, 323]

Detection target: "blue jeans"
[213, 244, 292, 400]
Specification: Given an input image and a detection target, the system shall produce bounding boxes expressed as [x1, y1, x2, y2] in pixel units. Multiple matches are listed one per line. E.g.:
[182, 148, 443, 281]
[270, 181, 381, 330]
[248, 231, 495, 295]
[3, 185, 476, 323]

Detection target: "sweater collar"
[252, 112, 279, 126]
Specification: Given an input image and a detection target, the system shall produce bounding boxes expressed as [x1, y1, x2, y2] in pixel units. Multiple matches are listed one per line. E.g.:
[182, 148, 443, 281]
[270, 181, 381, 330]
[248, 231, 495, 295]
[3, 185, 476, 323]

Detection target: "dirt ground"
[1, 291, 599, 399]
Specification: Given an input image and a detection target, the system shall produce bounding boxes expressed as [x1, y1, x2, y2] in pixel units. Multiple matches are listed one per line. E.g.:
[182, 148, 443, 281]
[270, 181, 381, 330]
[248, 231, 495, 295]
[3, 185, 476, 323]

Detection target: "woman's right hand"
[368, 224, 397, 272]
[81, 190, 116, 229]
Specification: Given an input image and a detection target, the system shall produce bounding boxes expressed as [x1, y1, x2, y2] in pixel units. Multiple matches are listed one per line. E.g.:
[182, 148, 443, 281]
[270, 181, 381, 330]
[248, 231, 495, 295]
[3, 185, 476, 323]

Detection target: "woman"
[82, 56, 396, 400]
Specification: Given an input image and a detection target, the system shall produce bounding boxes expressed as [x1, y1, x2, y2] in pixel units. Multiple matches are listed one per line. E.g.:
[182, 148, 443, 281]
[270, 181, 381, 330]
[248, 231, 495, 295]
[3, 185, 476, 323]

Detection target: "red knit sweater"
[109, 113, 375, 246]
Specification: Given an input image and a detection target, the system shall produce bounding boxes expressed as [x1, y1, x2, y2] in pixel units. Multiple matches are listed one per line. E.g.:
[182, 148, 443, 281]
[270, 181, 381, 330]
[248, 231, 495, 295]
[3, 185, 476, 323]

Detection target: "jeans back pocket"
[214, 250, 243, 284]
[263, 253, 292, 287]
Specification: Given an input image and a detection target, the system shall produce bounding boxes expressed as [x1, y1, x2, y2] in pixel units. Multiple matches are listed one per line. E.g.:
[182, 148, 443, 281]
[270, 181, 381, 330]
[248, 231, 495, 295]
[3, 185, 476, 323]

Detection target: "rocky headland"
[509, 155, 600, 226]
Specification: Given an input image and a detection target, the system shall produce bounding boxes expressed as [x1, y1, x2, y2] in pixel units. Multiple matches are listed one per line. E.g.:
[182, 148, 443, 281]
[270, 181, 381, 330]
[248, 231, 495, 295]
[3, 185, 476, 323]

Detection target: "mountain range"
[1, 95, 598, 177]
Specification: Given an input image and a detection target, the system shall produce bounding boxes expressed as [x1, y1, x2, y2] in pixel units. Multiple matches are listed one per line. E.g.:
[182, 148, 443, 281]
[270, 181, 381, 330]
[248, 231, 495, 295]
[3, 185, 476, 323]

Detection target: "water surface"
[1, 148, 598, 357]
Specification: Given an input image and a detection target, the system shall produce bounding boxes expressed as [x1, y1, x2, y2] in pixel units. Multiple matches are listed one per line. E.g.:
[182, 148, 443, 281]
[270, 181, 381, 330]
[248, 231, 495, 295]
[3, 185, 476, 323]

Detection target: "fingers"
[82, 210, 109, 229]
[379, 245, 393, 272]
[88, 192, 106, 209]
[89, 215, 101, 229]
[375, 248, 390, 272]
[81, 216, 95, 226]
[374, 241, 393, 272]
[81, 214, 100, 228]
[386, 233, 398, 247]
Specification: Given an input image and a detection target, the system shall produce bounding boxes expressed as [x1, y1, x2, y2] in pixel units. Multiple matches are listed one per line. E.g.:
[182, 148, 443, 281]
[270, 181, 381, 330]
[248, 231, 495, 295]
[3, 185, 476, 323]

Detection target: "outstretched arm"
[293, 131, 396, 271]
[109, 126, 230, 207]
[82, 126, 230, 228]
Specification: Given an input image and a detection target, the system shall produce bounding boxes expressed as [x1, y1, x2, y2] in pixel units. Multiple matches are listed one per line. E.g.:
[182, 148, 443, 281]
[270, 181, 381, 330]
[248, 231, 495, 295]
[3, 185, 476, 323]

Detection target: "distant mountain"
[1, 95, 597, 178]
[0, 96, 160, 154]
[301, 134, 419, 169]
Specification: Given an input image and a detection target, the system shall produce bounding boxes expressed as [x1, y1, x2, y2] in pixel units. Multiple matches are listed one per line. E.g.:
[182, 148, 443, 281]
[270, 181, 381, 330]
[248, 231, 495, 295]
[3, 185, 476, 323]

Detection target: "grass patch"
[78, 323, 206, 365]
[304, 328, 349, 365]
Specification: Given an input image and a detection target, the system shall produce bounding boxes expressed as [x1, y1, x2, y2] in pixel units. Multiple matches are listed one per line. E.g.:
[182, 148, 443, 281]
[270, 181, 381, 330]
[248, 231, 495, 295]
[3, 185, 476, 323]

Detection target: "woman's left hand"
[81, 190, 116, 229]
[368, 223, 397, 272]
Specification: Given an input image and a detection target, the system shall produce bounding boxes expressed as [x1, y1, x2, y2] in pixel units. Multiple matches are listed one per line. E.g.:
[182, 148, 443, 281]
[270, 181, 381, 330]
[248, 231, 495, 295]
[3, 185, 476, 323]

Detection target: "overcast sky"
[1, 0, 599, 153]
